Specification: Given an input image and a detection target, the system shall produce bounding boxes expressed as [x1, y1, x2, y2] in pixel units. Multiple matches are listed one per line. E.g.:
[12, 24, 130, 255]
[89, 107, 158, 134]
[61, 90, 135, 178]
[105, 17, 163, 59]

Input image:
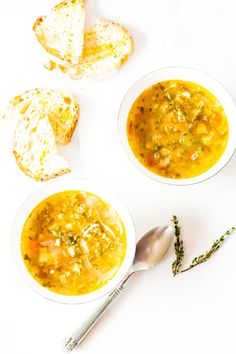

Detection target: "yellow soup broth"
[21, 191, 127, 296]
[127, 80, 229, 179]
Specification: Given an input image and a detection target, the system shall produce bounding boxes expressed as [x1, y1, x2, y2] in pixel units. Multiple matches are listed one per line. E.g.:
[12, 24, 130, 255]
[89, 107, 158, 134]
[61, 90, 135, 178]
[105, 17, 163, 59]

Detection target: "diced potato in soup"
[21, 191, 127, 296]
[127, 80, 229, 179]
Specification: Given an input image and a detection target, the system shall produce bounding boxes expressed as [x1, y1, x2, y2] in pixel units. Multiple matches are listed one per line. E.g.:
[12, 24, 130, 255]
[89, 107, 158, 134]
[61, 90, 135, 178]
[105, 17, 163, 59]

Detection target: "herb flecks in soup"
[127, 80, 229, 179]
[21, 191, 127, 296]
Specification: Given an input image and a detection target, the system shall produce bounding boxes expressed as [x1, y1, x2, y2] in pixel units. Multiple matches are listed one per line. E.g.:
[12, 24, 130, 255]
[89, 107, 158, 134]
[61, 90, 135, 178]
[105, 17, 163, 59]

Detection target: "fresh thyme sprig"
[180, 226, 236, 273]
[180, 102, 204, 139]
[171, 215, 184, 276]
[164, 92, 185, 121]
[171, 215, 236, 275]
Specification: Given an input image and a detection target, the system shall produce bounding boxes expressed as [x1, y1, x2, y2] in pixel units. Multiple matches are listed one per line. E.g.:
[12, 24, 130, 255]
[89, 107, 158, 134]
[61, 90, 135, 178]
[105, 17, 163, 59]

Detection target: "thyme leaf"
[171, 215, 184, 276]
[138, 106, 144, 114]
[23, 254, 31, 262]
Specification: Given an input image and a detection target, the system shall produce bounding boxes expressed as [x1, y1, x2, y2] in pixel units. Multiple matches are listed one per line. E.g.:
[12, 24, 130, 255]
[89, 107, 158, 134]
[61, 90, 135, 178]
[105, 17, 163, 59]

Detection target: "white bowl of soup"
[12, 178, 136, 304]
[118, 67, 236, 185]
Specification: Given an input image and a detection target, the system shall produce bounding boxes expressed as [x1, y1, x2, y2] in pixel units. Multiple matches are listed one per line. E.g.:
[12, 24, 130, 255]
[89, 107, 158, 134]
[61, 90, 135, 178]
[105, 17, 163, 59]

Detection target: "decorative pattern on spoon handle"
[63, 285, 124, 352]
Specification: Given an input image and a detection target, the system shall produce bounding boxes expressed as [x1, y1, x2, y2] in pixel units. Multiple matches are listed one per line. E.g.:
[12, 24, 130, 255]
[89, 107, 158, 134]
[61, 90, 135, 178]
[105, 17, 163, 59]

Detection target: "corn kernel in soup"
[127, 80, 229, 179]
[21, 191, 127, 296]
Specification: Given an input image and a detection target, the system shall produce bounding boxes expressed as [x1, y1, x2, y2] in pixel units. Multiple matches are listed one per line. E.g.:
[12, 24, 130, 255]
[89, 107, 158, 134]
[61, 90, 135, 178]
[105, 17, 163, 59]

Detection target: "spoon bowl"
[134, 225, 174, 270]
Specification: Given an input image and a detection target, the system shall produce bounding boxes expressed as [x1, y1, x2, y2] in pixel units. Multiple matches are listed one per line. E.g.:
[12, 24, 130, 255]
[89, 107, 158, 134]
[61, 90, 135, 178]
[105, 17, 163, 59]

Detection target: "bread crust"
[14, 151, 70, 182]
[33, 0, 85, 63]
[5, 88, 80, 144]
[45, 18, 134, 80]
[13, 112, 71, 181]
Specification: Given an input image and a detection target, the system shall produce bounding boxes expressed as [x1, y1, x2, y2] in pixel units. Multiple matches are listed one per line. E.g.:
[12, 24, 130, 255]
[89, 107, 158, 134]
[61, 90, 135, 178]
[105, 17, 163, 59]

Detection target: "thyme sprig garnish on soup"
[127, 80, 229, 179]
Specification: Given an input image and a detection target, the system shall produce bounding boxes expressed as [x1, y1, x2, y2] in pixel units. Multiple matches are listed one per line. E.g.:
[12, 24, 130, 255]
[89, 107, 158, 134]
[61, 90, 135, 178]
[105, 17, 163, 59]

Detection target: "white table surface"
[1, 0, 236, 353]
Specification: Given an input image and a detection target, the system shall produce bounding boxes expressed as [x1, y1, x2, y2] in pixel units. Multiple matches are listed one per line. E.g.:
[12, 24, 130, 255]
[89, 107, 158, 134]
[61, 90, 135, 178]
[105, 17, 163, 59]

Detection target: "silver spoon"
[64, 225, 174, 352]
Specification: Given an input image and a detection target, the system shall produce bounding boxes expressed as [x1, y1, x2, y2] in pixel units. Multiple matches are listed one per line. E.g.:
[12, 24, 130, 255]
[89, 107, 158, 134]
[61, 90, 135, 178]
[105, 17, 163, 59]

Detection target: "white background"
[1, 0, 236, 353]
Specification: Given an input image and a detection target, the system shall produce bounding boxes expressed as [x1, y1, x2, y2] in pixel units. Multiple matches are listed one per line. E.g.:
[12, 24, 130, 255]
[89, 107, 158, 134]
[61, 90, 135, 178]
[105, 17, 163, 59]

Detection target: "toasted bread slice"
[13, 110, 70, 181]
[33, 0, 85, 63]
[45, 19, 134, 80]
[4, 88, 80, 144]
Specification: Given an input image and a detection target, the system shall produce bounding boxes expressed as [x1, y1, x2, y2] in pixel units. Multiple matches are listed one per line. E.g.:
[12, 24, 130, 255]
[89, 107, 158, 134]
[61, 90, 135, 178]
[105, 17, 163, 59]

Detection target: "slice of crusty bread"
[45, 18, 134, 80]
[13, 110, 70, 181]
[33, 0, 85, 63]
[4, 88, 80, 144]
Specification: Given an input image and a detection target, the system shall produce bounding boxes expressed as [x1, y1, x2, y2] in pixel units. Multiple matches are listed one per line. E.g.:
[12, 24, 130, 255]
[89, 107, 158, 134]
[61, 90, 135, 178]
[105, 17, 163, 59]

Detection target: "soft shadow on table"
[57, 92, 94, 172]
[84, 0, 102, 26]
[212, 152, 236, 187]
[57, 133, 80, 170]
[127, 25, 147, 53]
[84, 0, 147, 60]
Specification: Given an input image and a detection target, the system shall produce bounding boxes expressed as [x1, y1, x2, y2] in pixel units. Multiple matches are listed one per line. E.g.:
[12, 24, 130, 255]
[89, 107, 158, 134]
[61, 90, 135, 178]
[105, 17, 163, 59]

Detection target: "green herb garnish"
[164, 92, 185, 120]
[171, 215, 184, 276]
[164, 92, 174, 102]
[171, 215, 236, 275]
[23, 254, 31, 262]
[49, 228, 80, 245]
[138, 106, 144, 114]
[180, 102, 204, 138]
[181, 227, 236, 273]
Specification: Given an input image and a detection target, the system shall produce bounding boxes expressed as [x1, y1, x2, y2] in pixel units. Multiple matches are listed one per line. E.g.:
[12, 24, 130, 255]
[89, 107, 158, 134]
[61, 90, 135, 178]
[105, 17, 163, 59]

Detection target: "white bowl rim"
[118, 66, 236, 186]
[11, 177, 136, 304]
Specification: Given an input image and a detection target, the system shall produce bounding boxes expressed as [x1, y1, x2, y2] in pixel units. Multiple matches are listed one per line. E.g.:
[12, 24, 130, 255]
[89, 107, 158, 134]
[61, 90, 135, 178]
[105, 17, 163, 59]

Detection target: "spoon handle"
[64, 285, 125, 352]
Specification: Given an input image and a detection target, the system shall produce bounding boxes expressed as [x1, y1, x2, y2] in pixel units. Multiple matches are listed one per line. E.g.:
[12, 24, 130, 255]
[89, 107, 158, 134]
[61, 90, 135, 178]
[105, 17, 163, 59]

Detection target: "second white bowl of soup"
[12, 178, 136, 304]
[118, 67, 236, 185]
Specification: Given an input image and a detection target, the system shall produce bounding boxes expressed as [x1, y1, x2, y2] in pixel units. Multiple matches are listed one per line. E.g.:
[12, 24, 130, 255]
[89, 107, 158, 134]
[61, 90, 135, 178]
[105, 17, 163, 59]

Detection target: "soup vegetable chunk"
[127, 80, 229, 179]
[21, 191, 127, 295]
